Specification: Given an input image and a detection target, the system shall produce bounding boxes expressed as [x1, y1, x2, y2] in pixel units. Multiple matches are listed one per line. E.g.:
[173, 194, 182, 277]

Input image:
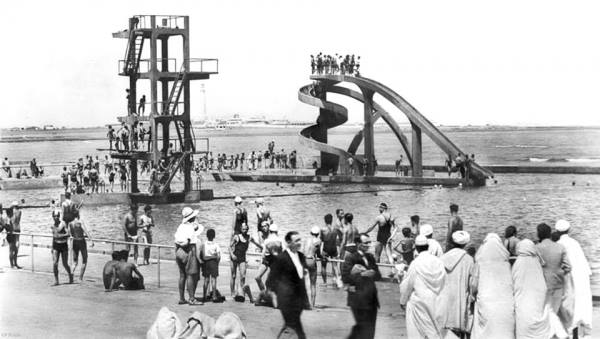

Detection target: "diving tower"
[299, 74, 494, 186]
[109, 15, 218, 202]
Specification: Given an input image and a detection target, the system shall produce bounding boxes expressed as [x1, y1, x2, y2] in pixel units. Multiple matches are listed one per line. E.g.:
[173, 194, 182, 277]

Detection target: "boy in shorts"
[202, 228, 221, 302]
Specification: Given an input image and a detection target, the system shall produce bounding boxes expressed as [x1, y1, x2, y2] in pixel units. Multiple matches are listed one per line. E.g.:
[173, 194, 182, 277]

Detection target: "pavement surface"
[1, 244, 599, 338]
[0, 244, 404, 338]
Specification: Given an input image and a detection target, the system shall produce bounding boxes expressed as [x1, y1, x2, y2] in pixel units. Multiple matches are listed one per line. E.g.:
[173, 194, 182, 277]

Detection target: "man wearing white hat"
[400, 234, 447, 339]
[419, 224, 443, 257]
[439, 230, 474, 338]
[174, 206, 201, 305]
[555, 219, 593, 338]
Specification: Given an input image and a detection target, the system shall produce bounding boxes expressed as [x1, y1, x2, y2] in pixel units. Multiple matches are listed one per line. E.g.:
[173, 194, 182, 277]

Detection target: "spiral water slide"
[298, 74, 494, 180]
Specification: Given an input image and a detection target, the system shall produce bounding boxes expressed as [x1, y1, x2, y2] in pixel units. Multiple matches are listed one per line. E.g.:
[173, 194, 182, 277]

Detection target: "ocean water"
[1, 126, 600, 291]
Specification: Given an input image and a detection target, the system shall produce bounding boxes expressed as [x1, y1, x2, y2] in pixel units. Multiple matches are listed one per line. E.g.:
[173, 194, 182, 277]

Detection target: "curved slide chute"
[299, 74, 494, 181]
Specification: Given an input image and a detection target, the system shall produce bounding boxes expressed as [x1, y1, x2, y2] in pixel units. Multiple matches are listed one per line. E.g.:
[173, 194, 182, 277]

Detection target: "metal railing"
[132, 15, 186, 30]
[13, 232, 174, 287]
[118, 58, 178, 74]
[186, 59, 219, 73]
[10, 232, 396, 288]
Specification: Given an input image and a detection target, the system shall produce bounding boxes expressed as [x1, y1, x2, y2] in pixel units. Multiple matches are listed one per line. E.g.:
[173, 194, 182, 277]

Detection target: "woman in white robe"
[470, 233, 515, 339]
[512, 239, 552, 339]
[400, 243, 447, 339]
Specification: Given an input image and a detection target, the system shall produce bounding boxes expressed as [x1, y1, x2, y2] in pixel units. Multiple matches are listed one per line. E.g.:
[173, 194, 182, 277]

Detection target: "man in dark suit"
[266, 231, 309, 339]
[342, 233, 381, 339]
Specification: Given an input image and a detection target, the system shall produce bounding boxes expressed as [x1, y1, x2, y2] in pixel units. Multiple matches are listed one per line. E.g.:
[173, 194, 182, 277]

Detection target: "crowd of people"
[310, 53, 361, 76]
[169, 198, 593, 339]
[1, 191, 593, 338]
[106, 121, 151, 153]
[0, 157, 44, 179]
[194, 148, 299, 173]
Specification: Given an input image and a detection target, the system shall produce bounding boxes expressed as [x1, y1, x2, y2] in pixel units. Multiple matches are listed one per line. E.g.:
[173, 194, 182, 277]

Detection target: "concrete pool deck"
[0, 245, 598, 338]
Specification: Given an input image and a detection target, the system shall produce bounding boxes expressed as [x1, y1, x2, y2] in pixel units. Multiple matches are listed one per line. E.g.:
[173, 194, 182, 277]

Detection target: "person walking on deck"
[230, 223, 261, 302]
[266, 231, 310, 339]
[51, 210, 73, 285]
[69, 211, 94, 282]
[342, 233, 381, 339]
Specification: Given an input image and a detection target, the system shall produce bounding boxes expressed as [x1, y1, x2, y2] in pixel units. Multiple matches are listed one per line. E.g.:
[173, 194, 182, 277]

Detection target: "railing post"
[111, 242, 115, 253]
[30, 234, 34, 272]
[157, 247, 161, 288]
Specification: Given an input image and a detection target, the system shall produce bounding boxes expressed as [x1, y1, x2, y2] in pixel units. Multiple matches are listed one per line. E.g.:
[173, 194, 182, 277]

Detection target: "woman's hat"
[310, 226, 321, 235]
[234, 196, 243, 203]
[181, 206, 199, 222]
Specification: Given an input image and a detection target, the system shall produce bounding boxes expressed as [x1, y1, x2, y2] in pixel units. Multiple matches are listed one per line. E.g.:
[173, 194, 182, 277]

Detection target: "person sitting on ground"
[110, 249, 145, 290]
[201, 228, 222, 302]
[103, 251, 123, 291]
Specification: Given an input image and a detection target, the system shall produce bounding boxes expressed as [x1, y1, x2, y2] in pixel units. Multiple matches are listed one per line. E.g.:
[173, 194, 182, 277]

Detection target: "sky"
[1, 0, 600, 128]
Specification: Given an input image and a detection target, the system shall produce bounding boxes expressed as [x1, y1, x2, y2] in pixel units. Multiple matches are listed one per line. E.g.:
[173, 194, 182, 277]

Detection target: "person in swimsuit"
[365, 203, 394, 263]
[51, 210, 73, 285]
[319, 213, 342, 287]
[112, 252, 145, 290]
[230, 223, 262, 302]
[103, 251, 123, 291]
[255, 198, 272, 234]
[8, 201, 22, 269]
[69, 211, 94, 282]
[138, 204, 154, 265]
[123, 203, 139, 264]
[304, 226, 322, 308]
[257, 220, 270, 247]
[119, 163, 128, 192]
[341, 213, 359, 259]
[255, 223, 282, 297]
[231, 196, 247, 236]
